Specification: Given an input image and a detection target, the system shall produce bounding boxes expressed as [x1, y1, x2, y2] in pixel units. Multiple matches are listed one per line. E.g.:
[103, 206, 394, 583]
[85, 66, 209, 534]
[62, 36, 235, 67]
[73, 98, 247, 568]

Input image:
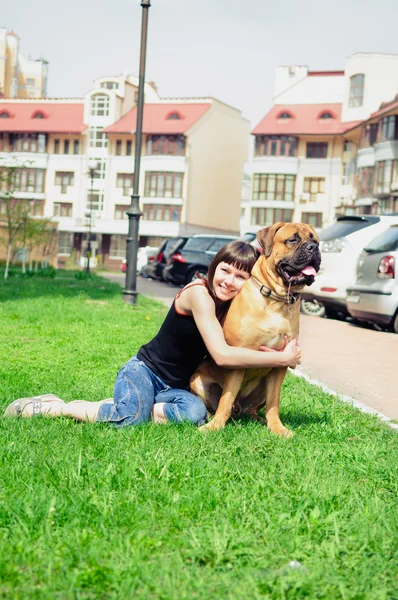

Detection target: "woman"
[5, 241, 302, 426]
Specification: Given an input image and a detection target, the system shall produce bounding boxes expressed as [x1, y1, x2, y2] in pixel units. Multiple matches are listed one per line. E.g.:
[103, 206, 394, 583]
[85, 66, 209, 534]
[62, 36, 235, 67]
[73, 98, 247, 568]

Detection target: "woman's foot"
[4, 394, 65, 418]
[152, 403, 168, 424]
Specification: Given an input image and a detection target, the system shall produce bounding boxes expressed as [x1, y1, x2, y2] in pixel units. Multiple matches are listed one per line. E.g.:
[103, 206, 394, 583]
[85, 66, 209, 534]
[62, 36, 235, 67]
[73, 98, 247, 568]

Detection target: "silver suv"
[346, 225, 398, 333]
[301, 214, 398, 318]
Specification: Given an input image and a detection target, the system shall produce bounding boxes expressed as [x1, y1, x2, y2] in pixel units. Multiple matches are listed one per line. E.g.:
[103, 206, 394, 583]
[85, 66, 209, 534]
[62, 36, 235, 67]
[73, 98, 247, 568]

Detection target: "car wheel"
[300, 299, 325, 318]
[392, 311, 398, 334]
[187, 268, 207, 283]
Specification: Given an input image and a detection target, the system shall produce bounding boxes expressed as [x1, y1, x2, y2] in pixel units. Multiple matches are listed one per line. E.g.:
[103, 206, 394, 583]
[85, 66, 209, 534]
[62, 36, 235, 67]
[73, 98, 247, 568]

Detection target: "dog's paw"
[268, 424, 294, 438]
[199, 418, 226, 432]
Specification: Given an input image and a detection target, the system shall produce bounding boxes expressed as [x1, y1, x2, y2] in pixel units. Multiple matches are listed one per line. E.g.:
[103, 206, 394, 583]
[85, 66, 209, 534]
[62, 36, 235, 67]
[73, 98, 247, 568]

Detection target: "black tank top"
[137, 282, 208, 389]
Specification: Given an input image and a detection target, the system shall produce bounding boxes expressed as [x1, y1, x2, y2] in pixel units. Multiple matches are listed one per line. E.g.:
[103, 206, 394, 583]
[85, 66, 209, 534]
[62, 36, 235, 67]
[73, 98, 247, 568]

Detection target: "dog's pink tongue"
[301, 266, 316, 276]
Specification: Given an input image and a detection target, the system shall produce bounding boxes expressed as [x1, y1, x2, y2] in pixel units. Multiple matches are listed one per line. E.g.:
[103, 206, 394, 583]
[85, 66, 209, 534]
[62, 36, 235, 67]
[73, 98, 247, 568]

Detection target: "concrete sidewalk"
[298, 315, 398, 420]
[102, 272, 398, 421]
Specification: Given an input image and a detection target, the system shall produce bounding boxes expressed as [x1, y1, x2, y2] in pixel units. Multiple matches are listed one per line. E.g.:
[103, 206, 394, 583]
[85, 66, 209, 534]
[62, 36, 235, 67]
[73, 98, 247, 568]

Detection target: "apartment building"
[343, 97, 398, 215]
[0, 73, 249, 267]
[242, 53, 398, 234]
[0, 28, 48, 99]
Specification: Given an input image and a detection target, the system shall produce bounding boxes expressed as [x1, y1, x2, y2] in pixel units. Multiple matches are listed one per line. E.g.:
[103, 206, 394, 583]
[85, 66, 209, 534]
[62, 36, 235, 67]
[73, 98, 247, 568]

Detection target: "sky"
[5, 0, 398, 127]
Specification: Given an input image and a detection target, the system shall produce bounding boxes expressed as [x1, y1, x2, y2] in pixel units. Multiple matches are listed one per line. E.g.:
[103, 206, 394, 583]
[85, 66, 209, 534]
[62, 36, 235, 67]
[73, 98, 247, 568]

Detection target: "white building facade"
[243, 53, 398, 234]
[0, 73, 249, 267]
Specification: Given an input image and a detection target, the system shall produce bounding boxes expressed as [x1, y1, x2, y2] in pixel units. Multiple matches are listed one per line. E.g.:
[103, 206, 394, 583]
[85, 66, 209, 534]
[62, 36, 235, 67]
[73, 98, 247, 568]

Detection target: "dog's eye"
[286, 237, 298, 244]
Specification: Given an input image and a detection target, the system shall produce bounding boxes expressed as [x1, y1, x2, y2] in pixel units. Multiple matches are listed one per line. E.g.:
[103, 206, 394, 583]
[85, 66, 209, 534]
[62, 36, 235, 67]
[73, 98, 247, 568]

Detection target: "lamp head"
[88, 160, 99, 172]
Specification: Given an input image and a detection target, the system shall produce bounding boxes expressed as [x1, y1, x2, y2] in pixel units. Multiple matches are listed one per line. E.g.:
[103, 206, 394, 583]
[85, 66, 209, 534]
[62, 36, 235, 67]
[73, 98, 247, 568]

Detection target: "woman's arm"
[180, 286, 301, 369]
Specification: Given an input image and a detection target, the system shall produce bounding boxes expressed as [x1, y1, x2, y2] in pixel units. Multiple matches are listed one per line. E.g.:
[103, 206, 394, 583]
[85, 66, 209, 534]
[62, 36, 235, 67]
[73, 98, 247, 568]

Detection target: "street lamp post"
[123, 0, 151, 305]
[86, 160, 98, 274]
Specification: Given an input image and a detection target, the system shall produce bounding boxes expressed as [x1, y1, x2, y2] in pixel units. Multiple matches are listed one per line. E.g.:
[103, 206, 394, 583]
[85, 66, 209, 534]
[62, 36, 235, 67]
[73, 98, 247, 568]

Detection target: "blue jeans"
[97, 356, 207, 427]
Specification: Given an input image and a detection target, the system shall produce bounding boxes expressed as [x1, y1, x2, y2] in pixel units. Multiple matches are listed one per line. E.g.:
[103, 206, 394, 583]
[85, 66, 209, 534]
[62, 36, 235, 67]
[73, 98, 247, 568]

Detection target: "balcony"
[374, 140, 398, 163]
[356, 147, 375, 169]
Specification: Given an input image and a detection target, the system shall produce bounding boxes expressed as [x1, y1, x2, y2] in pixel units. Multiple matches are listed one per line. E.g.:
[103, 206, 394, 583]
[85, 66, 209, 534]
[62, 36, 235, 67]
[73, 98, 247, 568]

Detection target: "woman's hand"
[259, 337, 302, 369]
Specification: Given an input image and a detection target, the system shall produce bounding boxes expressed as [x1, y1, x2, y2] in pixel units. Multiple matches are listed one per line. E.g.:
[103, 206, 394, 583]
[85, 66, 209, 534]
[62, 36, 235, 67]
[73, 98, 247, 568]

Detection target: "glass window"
[91, 94, 110, 116]
[73, 140, 79, 155]
[116, 173, 134, 195]
[89, 127, 108, 148]
[301, 212, 323, 228]
[63, 140, 69, 155]
[126, 140, 132, 156]
[306, 143, 328, 158]
[116, 140, 122, 156]
[252, 174, 296, 201]
[349, 74, 365, 108]
[54, 139, 60, 154]
[57, 232, 73, 254]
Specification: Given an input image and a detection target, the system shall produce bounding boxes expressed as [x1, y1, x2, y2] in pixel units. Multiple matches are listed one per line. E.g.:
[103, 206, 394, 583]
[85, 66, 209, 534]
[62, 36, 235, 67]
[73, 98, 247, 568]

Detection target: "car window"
[163, 237, 185, 258]
[364, 226, 398, 253]
[208, 238, 235, 253]
[319, 217, 380, 241]
[183, 238, 213, 251]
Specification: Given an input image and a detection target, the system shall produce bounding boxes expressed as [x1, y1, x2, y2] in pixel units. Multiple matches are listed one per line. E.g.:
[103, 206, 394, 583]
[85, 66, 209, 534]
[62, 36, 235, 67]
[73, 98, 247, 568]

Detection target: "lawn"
[0, 271, 397, 599]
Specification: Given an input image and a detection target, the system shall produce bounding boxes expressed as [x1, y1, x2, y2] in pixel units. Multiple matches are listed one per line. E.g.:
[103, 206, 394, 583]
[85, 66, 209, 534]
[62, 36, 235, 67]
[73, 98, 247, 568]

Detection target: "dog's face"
[257, 222, 321, 288]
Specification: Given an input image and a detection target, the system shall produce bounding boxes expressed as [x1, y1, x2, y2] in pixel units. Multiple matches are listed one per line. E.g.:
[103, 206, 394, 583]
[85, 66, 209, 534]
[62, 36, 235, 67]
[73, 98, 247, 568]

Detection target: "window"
[10, 133, 47, 153]
[143, 204, 182, 222]
[90, 94, 110, 117]
[301, 212, 323, 228]
[0, 111, 11, 118]
[73, 140, 79, 155]
[26, 78, 35, 86]
[342, 162, 351, 186]
[252, 174, 295, 201]
[114, 205, 129, 219]
[254, 135, 298, 158]
[375, 161, 393, 194]
[11, 168, 45, 193]
[380, 116, 398, 142]
[57, 232, 73, 254]
[306, 142, 328, 158]
[110, 235, 126, 258]
[277, 111, 293, 119]
[100, 81, 119, 90]
[144, 172, 184, 198]
[126, 140, 132, 156]
[357, 167, 375, 196]
[166, 112, 182, 120]
[360, 123, 378, 148]
[63, 140, 70, 155]
[146, 135, 186, 156]
[89, 127, 107, 148]
[116, 173, 134, 196]
[53, 202, 72, 217]
[32, 111, 45, 119]
[91, 159, 106, 179]
[349, 74, 365, 108]
[344, 141, 353, 153]
[318, 112, 334, 120]
[86, 190, 104, 212]
[28, 200, 44, 216]
[54, 139, 60, 154]
[55, 171, 74, 193]
[116, 140, 122, 156]
[251, 208, 293, 226]
[303, 177, 325, 202]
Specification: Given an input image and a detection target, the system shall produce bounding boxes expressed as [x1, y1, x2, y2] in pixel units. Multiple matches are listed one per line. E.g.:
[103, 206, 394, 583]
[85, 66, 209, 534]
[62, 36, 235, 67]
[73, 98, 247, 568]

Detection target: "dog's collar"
[250, 275, 301, 305]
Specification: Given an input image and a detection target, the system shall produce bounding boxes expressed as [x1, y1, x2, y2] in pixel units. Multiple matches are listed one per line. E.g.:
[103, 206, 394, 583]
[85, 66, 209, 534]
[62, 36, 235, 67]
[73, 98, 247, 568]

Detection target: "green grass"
[0, 271, 397, 599]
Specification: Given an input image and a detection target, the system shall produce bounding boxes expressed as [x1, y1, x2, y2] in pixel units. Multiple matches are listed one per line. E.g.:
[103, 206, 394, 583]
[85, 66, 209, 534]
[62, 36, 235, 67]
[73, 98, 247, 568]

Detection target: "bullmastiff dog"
[190, 222, 321, 437]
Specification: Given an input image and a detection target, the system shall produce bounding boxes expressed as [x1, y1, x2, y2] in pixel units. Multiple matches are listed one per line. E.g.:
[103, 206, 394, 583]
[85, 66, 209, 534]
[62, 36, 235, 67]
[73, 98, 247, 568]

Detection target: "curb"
[292, 368, 398, 431]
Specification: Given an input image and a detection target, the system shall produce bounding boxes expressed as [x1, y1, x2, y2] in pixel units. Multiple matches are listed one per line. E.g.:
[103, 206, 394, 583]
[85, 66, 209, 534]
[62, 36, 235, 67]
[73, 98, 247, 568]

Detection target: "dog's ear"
[257, 222, 285, 257]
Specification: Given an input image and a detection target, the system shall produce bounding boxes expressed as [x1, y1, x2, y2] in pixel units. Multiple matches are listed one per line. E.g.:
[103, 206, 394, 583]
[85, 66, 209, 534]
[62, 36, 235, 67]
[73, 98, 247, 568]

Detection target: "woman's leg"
[154, 388, 207, 426]
[97, 358, 156, 427]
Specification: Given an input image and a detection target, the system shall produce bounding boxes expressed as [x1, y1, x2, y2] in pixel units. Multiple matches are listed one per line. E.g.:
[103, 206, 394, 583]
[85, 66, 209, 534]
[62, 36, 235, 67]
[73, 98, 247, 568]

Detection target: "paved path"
[101, 272, 398, 421]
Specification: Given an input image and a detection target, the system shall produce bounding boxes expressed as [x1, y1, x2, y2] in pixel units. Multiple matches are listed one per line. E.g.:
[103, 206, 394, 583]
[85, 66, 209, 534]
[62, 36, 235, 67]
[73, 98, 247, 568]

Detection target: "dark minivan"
[141, 237, 189, 280]
[162, 234, 237, 285]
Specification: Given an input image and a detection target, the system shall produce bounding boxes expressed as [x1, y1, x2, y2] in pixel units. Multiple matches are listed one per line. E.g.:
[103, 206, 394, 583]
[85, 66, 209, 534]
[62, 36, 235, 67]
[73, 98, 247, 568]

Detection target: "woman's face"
[212, 261, 250, 302]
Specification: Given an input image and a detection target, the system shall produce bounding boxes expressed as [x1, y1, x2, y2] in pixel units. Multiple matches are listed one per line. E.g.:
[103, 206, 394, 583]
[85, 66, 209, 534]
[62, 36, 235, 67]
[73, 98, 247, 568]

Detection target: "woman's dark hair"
[206, 240, 258, 300]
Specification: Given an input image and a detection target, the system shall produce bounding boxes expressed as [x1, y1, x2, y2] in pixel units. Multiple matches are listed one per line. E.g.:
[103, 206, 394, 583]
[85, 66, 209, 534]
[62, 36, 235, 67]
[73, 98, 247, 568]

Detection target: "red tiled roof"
[0, 102, 85, 133]
[370, 98, 398, 118]
[104, 103, 212, 134]
[252, 104, 360, 136]
[307, 71, 344, 77]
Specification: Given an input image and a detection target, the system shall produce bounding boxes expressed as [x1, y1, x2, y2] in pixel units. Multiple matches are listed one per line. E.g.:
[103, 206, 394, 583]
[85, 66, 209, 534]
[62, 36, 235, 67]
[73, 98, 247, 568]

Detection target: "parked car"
[346, 225, 398, 333]
[301, 214, 398, 319]
[140, 237, 189, 280]
[121, 246, 158, 274]
[162, 234, 237, 285]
